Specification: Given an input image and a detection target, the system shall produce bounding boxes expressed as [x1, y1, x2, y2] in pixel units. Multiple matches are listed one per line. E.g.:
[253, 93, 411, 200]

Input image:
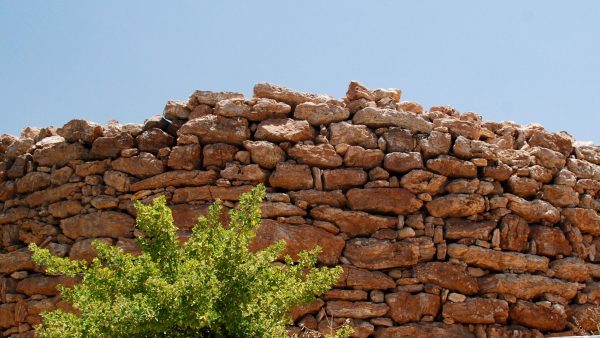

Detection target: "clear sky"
[1, 1, 599, 143]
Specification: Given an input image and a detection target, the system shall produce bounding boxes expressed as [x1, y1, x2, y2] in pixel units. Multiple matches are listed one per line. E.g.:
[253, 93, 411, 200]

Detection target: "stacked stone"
[1, 81, 600, 337]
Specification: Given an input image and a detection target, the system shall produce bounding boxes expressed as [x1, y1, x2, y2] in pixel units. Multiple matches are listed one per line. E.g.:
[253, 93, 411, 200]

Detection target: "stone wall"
[1, 81, 600, 337]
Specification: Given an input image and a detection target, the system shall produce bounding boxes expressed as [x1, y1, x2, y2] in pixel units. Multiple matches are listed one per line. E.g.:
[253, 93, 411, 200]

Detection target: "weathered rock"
[269, 163, 313, 190]
[311, 206, 396, 237]
[426, 155, 477, 178]
[136, 128, 174, 154]
[529, 225, 571, 257]
[111, 152, 165, 178]
[375, 323, 474, 338]
[57, 119, 103, 144]
[419, 131, 452, 159]
[60, 211, 135, 239]
[426, 194, 485, 218]
[482, 162, 513, 181]
[254, 118, 314, 143]
[529, 146, 566, 170]
[447, 244, 549, 273]
[294, 101, 350, 126]
[69, 238, 113, 261]
[344, 238, 433, 270]
[33, 137, 88, 167]
[563, 207, 600, 235]
[15, 172, 50, 194]
[549, 257, 590, 282]
[290, 299, 325, 322]
[215, 98, 290, 121]
[507, 176, 542, 198]
[178, 115, 250, 145]
[220, 163, 268, 182]
[24, 183, 81, 207]
[323, 289, 368, 301]
[288, 190, 346, 208]
[322, 168, 368, 190]
[444, 218, 496, 241]
[253, 82, 331, 106]
[567, 304, 600, 332]
[251, 219, 344, 265]
[103, 170, 131, 192]
[200, 143, 236, 168]
[385, 292, 440, 324]
[353, 107, 432, 132]
[329, 122, 378, 149]
[567, 158, 600, 180]
[163, 100, 190, 120]
[168, 144, 201, 170]
[16, 276, 77, 296]
[344, 266, 395, 290]
[0, 181, 16, 201]
[325, 301, 389, 319]
[260, 202, 306, 218]
[509, 301, 567, 332]
[383, 152, 423, 174]
[172, 185, 253, 203]
[48, 200, 83, 219]
[346, 188, 422, 215]
[453, 136, 498, 160]
[442, 298, 508, 324]
[383, 128, 415, 152]
[400, 169, 447, 195]
[433, 118, 481, 140]
[499, 214, 530, 252]
[91, 132, 134, 159]
[0, 250, 35, 274]
[287, 143, 342, 168]
[0, 303, 15, 329]
[478, 273, 579, 300]
[541, 184, 579, 207]
[75, 159, 110, 177]
[130, 170, 217, 192]
[343, 146, 384, 169]
[414, 262, 478, 295]
[189, 90, 243, 106]
[242, 140, 285, 169]
[527, 130, 573, 157]
[506, 195, 560, 224]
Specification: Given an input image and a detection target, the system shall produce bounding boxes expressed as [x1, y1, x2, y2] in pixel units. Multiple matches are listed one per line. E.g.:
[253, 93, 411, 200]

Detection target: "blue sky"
[1, 1, 599, 143]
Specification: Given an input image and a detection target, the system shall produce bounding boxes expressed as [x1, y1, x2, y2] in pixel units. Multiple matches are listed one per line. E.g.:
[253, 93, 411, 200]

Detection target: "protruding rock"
[215, 98, 291, 121]
[188, 90, 243, 106]
[529, 225, 571, 257]
[329, 122, 377, 149]
[499, 214, 530, 252]
[563, 207, 600, 235]
[57, 119, 103, 144]
[242, 140, 285, 169]
[414, 262, 478, 295]
[478, 273, 579, 300]
[325, 301, 389, 319]
[322, 168, 368, 190]
[168, 144, 201, 170]
[506, 195, 560, 224]
[400, 170, 447, 195]
[375, 323, 474, 338]
[288, 190, 347, 208]
[353, 107, 432, 132]
[384, 152, 423, 174]
[130, 170, 217, 192]
[269, 163, 313, 190]
[447, 244, 548, 273]
[163, 100, 190, 120]
[527, 129, 573, 157]
[344, 238, 433, 270]
[427, 155, 477, 178]
[294, 101, 350, 126]
[254, 118, 314, 143]
[202, 143, 237, 168]
[310, 206, 396, 237]
[91, 132, 135, 159]
[343, 146, 384, 169]
[253, 82, 331, 106]
[15, 172, 50, 194]
[442, 298, 508, 324]
[33, 136, 88, 167]
[60, 211, 135, 239]
[385, 292, 440, 324]
[136, 128, 174, 154]
[111, 152, 165, 178]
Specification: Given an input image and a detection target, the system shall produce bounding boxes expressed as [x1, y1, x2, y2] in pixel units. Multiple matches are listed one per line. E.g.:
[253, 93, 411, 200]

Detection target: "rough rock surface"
[1, 81, 600, 336]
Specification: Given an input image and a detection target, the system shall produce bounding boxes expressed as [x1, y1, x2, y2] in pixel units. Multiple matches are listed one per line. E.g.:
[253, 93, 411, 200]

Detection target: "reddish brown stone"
[384, 152, 424, 174]
[269, 163, 313, 190]
[345, 266, 395, 290]
[136, 128, 174, 154]
[385, 292, 440, 324]
[444, 218, 496, 241]
[290, 299, 325, 322]
[178, 115, 250, 145]
[293, 101, 349, 126]
[329, 121, 377, 149]
[287, 143, 342, 168]
[419, 131, 452, 159]
[322, 168, 367, 190]
[453, 136, 498, 160]
[215, 97, 290, 121]
[260, 202, 306, 218]
[24, 183, 81, 207]
[33, 138, 88, 167]
[172, 186, 253, 203]
[549, 257, 590, 282]
[499, 214, 530, 252]
[16, 276, 77, 296]
[130, 170, 217, 192]
[375, 323, 474, 338]
[0, 207, 33, 225]
[288, 190, 347, 208]
[323, 289, 368, 301]
[60, 211, 135, 239]
[168, 144, 201, 170]
[75, 159, 110, 177]
[506, 196, 560, 224]
[310, 206, 396, 237]
[57, 119, 103, 144]
[353, 107, 432, 132]
[563, 207, 600, 235]
[202, 143, 237, 168]
[527, 130, 573, 157]
[447, 244, 548, 273]
[104, 170, 131, 193]
[242, 140, 285, 169]
[254, 82, 330, 106]
[344, 238, 433, 270]
[383, 128, 415, 152]
[414, 262, 478, 295]
[434, 118, 482, 140]
[251, 219, 345, 265]
[426, 194, 485, 218]
[478, 273, 579, 301]
[15, 172, 50, 194]
[111, 152, 165, 178]
[343, 146, 384, 169]
[0, 250, 35, 274]
[529, 225, 571, 257]
[91, 132, 134, 159]
[325, 301, 389, 319]
[567, 304, 600, 332]
[482, 162, 513, 181]
[69, 238, 113, 261]
[0, 303, 15, 329]
[509, 300, 566, 331]
[400, 169, 447, 195]
[255, 118, 314, 143]
[0, 181, 15, 201]
[426, 155, 477, 178]
[442, 298, 508, 324]
[346, 188, 422, 215]
[507, 176, 542, 198]
[189, 90, 243, 106]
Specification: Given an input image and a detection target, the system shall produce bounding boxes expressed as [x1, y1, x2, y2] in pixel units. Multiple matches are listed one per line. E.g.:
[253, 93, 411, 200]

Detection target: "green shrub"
[30, 184, 349, 338]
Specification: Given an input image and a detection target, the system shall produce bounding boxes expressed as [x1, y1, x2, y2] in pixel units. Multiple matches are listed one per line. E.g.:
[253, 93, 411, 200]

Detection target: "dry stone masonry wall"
[1, 81, 600, 337]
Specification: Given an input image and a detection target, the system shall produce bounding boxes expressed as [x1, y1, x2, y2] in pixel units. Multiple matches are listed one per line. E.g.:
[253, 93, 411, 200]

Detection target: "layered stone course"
[1, 81, 600, 337]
